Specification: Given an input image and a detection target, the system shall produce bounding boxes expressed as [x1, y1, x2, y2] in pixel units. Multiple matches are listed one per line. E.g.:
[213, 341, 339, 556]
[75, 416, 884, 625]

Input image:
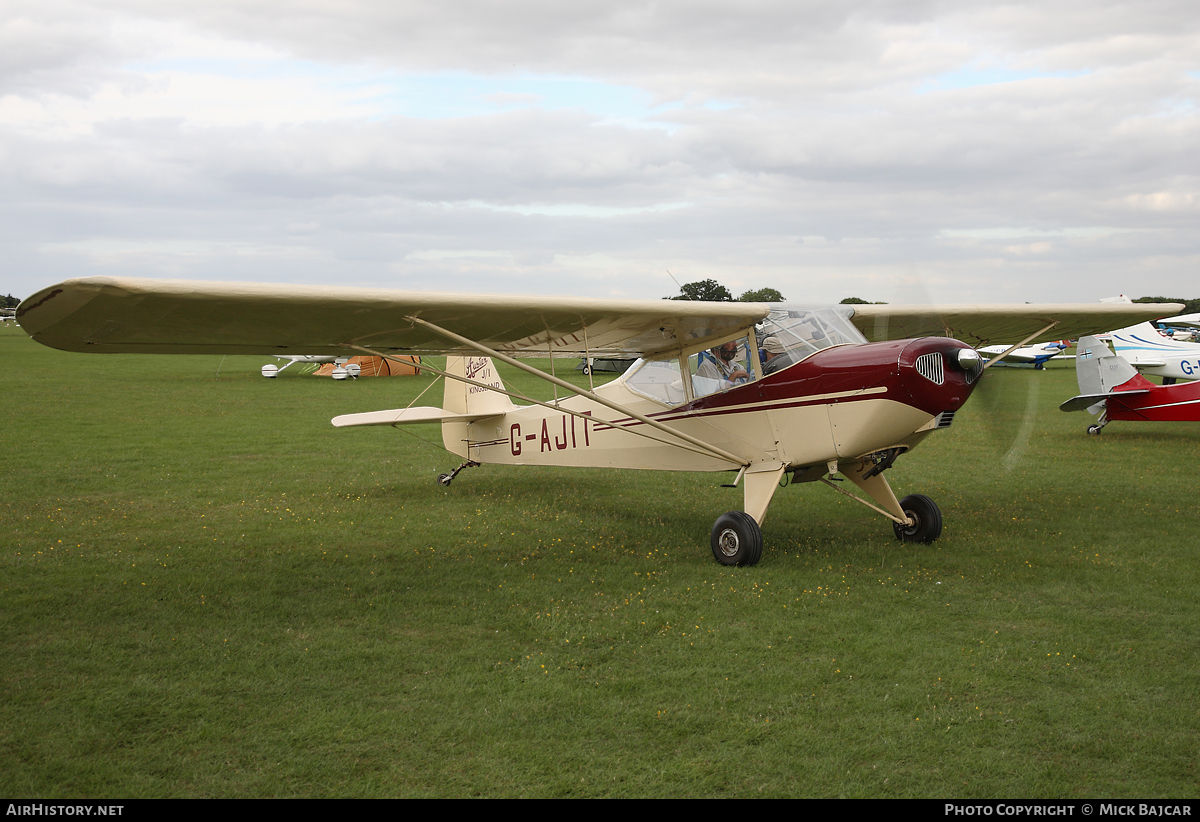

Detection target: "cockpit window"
[756, 306, 866, 375]
[620, 306, 868, 406]
[622, 345, 750, 405]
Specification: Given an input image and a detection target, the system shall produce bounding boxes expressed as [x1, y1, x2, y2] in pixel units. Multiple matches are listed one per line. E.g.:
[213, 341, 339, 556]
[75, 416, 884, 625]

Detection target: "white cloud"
[3, 0, 1199, 303]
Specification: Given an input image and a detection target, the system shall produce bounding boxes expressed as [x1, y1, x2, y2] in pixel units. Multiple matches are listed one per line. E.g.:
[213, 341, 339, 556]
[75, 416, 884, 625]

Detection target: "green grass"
[2, 326, 1198, 797]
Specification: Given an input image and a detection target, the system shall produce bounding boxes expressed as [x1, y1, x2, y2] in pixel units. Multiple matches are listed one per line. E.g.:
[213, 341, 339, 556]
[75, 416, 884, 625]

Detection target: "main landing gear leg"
[840, 458, 943, 544]
[710, 462, 784, 567]
[437, 460, 479, 487]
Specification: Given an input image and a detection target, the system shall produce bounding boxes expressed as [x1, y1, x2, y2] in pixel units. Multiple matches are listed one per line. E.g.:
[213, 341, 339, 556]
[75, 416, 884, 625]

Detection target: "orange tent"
[314, 355, 421, 377]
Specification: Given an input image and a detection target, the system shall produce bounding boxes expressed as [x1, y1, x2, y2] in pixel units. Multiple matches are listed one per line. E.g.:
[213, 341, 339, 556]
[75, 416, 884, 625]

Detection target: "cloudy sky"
[3, 0, 1198, 304]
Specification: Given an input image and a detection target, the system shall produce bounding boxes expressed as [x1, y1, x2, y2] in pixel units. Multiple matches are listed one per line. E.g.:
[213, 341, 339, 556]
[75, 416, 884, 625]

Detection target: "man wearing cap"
[762, 336, 793, 375]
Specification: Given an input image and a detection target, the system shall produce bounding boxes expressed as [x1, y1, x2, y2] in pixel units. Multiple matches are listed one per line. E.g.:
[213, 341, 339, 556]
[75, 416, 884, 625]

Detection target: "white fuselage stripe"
[1135, 397, 1200, 411]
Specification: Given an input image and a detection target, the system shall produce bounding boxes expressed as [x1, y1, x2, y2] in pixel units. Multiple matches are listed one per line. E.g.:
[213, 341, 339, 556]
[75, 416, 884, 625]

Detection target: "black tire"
[437, 473, 453, 487]
[710, 511, 763, 567]
[892, 494, 942, 543]
[582, 366, 592, 376]
[1087, 425, 1103, 436]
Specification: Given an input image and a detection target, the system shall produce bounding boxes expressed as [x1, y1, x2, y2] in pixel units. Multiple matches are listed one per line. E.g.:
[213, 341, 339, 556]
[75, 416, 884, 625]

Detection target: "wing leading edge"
[18, 277, 770, 359]
[849, 303, 1184, 346]
[19, 277, 1184, 359]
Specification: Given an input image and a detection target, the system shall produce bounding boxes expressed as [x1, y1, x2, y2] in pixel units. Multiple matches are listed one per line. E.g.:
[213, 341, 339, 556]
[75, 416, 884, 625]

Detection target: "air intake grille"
[915, 352, 944, 385]
[934, 411, 955, 429]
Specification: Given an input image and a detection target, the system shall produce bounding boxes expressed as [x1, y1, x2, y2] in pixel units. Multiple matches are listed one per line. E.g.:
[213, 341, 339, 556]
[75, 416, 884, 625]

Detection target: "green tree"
[666, 279, 733, 301]
[2, 294, 20, 308]
[839, 297, 888, 304]
[737, 287, 785, 302]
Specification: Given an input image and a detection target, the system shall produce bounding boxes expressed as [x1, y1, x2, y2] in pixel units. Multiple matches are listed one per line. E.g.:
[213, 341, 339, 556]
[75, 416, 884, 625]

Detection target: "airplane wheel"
[582, 366, 592, 376]
[710, 512, 763, 567]
[892, 494, 942, 544]
[1087, 425, 1103, 436]
[437, 473, 453, 487]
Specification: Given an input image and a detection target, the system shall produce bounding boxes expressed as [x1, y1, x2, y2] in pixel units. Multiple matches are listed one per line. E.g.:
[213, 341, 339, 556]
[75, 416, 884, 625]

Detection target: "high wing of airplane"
[1108, 322, 1200, 384]
[1060, 335, 1200, 434]
[843, 303, 1180, 347]
[17, 277, 1182, 567]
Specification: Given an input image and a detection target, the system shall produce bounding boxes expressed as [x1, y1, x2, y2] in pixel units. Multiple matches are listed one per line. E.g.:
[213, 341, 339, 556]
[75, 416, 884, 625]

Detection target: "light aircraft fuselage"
[442, 337, 975, 474]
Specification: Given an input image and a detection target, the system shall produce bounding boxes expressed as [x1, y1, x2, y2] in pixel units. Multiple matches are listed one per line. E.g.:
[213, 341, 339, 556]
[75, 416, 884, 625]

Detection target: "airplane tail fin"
[441, 356, 517, 457]
[1061, 336, 1155, 414]
[1076, 336, 1148, 394]
[331, 356, 516, 460]
[442, 356, 516, 415]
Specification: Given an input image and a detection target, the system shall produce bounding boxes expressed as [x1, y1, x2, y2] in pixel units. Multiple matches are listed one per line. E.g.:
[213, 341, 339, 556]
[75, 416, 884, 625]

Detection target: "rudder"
[441, 356, 516, 457]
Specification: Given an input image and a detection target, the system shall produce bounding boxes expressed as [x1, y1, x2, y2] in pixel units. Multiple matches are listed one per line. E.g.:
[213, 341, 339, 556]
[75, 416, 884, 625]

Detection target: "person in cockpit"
[762, 336, 795, 375]
[696, 341, 751, 389]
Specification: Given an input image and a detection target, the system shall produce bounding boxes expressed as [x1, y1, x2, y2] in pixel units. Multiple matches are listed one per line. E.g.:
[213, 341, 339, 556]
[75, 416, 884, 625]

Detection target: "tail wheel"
[710, 511, 763, 567]
[892, 494, 943, 544]
[1087, 424, 1103, 436]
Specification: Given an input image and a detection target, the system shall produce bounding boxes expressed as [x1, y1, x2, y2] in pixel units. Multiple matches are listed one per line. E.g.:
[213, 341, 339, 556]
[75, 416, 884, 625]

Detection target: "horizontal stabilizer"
[331, 407, 501, 428]
[1060, 390, 1150, 413]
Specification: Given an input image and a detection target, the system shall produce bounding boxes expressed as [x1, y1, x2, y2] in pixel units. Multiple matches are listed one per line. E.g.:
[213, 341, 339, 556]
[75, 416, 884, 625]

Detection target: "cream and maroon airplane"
[17, 277, 1180, 566]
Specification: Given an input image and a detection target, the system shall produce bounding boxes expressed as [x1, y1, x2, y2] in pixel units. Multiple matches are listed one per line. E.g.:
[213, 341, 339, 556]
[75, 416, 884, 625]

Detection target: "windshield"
[757, 305, 865, 359]
[622, 306, 867, 406]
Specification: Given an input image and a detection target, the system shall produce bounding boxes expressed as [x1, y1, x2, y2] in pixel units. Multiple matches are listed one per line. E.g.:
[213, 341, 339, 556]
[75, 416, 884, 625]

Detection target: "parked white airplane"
[261, 355, 350, 379]
[976, 341, 1070, 369]
[1108, 322, 1200, 384]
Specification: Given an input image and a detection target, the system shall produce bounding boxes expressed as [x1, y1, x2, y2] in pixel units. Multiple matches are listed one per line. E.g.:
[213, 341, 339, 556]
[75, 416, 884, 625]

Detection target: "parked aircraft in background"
[577, 356, 636, 376]
[1061, 335, 1200, 433]
[261, 355, 349, 378]
[977, 341, 1070, 369]
[1159, 312, 1200, 329]
[1108, 322, 1200, 384]
[17, 277, 1180, 566]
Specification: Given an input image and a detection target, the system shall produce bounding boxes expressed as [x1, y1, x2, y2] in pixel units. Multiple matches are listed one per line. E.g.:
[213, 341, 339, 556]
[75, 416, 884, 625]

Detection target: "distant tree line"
[663, 280, 896, 305]
[2, 294, 19, 308]
[664, 284, 1198, 311]
[664, 279, 785, 303]
[1135, 296, 1200, 315]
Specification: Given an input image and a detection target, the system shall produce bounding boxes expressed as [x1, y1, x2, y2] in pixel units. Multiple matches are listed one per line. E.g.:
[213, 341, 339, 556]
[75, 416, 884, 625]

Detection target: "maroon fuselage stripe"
[589, 338, 978, 431]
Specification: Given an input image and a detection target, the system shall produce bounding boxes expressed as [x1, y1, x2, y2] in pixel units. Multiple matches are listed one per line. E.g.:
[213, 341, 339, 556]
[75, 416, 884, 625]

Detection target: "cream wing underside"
[18, 277, 1184, 358]
[848, 303, 1184, 346]
[18, 277, 771, 358]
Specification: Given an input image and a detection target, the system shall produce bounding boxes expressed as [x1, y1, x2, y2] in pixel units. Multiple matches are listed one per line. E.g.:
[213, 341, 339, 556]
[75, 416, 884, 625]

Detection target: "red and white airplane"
[17, 277, 1180, 566]
[1061, 335, 1200, 434]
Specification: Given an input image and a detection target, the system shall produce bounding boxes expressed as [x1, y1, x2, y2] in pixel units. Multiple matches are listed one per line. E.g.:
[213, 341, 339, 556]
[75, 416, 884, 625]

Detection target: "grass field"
[2, 324, 1198, 798]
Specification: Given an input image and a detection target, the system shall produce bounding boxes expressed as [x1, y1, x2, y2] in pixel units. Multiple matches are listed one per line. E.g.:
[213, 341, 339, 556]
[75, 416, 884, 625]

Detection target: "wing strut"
[394, 316, 751, 467]
[346, 345, 734, 462]
[345, 343, 746, 467]
[982, 321, 1060, 369]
